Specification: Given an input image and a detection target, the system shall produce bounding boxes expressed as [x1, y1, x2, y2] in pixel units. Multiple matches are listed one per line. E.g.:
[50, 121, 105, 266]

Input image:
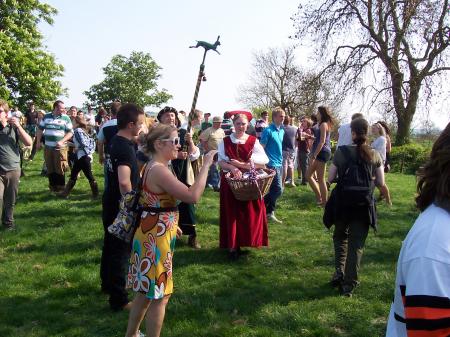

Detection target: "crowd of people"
[1, 98, 449, 337]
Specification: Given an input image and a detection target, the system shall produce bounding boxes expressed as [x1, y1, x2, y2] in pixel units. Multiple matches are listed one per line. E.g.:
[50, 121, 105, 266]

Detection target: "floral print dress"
[127, 164, 179, 299]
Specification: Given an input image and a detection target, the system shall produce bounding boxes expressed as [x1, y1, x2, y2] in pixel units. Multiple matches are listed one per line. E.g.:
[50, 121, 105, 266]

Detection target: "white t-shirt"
[84, 112, 96, 127]
[371, 136, 387, 162]
[337, 123, 352, 147]
[218, 134, 269, 170]
[386, 204, 450, 337]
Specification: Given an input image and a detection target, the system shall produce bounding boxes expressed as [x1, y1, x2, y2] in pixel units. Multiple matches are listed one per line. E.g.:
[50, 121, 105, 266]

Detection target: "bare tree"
[292, 0, 450, 145]
[238, 46, 342, 118]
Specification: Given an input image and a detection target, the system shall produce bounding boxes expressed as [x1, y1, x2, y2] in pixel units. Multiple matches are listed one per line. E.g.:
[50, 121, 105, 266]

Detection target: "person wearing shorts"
[306, 106, 334, 207]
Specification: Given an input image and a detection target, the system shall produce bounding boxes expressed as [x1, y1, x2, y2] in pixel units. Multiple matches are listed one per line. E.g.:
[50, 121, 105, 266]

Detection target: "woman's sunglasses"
[160, 137, 180, 146]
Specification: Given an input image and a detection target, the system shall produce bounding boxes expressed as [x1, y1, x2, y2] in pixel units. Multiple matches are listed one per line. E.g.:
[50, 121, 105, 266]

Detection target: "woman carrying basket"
[218, 114, 269, 260]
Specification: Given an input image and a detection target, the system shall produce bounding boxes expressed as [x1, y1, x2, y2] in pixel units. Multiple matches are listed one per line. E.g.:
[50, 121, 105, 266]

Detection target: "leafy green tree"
[0, 0, 64, 109]
[84, 51, 171, 108]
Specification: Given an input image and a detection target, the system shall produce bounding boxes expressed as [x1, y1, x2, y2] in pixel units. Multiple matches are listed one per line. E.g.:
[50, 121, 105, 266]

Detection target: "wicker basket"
[225, 168, 275, 201]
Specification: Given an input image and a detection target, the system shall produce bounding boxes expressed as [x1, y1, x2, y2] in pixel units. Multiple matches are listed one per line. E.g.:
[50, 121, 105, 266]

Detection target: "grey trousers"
[0, 169, 21, 227]
[333, 219, 370, 288]
[297, 149, 309, 183]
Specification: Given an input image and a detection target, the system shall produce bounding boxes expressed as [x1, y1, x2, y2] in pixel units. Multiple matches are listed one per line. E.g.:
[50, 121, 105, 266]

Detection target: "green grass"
[0, 155, 419, 337]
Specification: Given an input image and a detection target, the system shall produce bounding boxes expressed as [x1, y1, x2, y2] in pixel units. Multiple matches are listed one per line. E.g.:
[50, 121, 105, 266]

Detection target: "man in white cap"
[200, 115, 225, 191]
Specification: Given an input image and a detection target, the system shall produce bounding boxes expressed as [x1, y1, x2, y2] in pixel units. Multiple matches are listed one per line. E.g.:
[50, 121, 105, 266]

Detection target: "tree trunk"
[395, 112, 413, 145]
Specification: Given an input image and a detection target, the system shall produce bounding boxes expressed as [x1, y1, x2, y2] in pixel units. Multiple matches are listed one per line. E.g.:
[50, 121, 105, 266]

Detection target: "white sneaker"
[267, 213, 283, 223]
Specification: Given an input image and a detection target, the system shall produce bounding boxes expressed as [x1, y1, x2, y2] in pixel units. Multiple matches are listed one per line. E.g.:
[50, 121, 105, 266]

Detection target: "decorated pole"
[187, 35, 221, 132]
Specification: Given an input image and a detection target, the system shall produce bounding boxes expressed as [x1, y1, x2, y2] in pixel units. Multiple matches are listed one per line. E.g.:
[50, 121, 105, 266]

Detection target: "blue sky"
[39, 0, 449, 128]
[40, 0, 301, 114]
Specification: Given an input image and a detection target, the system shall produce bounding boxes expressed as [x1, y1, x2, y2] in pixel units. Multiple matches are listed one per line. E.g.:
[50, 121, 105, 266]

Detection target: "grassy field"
[0, 155, 419, 337]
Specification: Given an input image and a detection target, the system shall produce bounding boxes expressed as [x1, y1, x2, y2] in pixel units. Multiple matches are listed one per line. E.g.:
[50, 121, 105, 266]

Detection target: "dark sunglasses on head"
[161, 106, 177, 114]
[160, 137, 180, 146]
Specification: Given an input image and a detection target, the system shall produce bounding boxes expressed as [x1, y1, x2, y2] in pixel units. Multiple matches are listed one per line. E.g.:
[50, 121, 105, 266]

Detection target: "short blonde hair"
[272, 106, 285, 118]
[0, 99, 10, 112]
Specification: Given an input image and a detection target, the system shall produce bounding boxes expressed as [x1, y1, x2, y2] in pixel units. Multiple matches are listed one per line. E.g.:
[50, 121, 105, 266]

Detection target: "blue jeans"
[206, 162, 220, 189]
[264, 166, 283, 214]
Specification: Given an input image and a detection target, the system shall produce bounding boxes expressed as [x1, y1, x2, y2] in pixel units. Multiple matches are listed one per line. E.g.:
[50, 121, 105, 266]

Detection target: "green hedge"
[390, 143, 431, 174]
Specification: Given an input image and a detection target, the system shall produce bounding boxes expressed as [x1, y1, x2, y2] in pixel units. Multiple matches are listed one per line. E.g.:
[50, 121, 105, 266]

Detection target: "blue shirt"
[260, 123, 284, 167]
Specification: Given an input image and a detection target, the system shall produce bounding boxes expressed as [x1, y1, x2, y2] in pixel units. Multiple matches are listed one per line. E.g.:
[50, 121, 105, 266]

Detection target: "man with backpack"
[0, 100, 32, 230]
[325, 117, 391, 297]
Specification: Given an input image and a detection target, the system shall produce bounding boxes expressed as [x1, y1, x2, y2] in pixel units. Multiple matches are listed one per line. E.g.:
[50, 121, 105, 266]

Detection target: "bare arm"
[118, 165, 132, 195]
[184, 132, 197, 155]
[35, 129, 43, 150]
[56, 131, 74, 148]
[9, 118, 32, 146]
[218, 160, 243, 179]
[152, 151, 217, 203]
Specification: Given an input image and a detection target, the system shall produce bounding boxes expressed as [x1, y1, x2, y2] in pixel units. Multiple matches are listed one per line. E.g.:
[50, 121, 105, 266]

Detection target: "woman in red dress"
[218, 114, 269, 260]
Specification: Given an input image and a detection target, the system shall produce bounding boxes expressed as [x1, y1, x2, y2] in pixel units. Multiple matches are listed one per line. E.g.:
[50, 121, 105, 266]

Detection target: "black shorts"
[316, 150, 331, 163]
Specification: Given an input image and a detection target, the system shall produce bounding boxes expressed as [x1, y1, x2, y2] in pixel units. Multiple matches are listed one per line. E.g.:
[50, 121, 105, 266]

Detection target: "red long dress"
[219, 135, 268, 249]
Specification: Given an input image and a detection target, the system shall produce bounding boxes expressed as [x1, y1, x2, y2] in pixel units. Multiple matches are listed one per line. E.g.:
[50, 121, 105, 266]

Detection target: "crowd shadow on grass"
[5, 237, 103, 257]
[16, 189, 52, 203]
[175, 246, 233, 267]
[166, 264, 340, 336]
[15, 200, 101, 227]
[0, 284, 125, 337]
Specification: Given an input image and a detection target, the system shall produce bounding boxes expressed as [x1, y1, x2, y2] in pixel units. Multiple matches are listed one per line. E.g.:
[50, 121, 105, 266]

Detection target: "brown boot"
[90, 180, 99, 198]
[58, 179, 76, 198]
[188, 234, 201, 249]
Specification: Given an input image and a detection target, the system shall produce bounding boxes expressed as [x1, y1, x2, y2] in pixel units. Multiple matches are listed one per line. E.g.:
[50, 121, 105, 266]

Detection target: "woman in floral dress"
[125, 124, 217, 337]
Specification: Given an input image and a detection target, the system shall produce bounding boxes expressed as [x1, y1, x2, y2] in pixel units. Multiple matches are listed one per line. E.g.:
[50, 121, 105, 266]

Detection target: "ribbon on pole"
[187, 35, 221, 133]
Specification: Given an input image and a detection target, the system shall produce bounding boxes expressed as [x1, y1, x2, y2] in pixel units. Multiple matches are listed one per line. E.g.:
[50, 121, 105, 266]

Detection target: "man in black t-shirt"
[100, 103, 144, 311]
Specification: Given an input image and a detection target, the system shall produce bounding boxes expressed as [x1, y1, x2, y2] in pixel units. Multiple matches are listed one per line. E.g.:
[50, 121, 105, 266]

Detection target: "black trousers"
[178, 201, 197, 236]
[100, 196, 130, 309]
[70, 155, 95, 182]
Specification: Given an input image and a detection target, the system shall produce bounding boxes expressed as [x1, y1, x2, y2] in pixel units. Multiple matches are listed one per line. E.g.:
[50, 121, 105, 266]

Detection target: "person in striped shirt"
[386, 122, 450, 337]
[221, 111, 234, 136]
[36, 100, 73, 192]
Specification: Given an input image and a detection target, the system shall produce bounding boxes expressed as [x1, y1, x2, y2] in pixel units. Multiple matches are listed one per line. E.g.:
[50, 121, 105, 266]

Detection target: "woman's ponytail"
[350, 118, 372, 163]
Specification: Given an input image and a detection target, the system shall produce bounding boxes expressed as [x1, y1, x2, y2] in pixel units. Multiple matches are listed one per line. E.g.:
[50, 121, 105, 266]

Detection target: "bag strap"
[130, 162, 148, 211]
[337, 145, 352, 184]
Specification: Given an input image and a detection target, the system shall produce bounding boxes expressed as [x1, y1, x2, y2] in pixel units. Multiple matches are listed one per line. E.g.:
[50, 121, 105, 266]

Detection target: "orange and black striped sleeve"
[395, 285, 450, 337]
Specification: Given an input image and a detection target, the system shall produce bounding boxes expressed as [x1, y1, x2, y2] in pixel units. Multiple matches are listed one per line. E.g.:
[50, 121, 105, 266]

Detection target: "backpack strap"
[337, 145, 352, 184]
[339, 145, 352, 162]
